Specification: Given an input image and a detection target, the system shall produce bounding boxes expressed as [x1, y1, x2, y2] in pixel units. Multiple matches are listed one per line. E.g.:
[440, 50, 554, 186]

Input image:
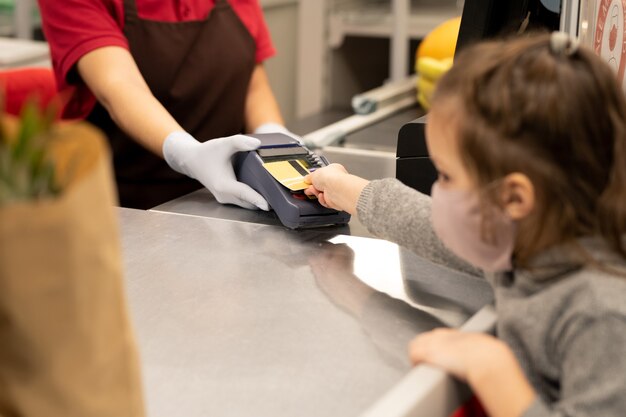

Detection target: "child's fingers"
[304, 185, 320, 196]
[408, 334, 429, 365]
[408, 328, 456, 365]
[318, 192, 329, 208]
[319, 193, 342, 211]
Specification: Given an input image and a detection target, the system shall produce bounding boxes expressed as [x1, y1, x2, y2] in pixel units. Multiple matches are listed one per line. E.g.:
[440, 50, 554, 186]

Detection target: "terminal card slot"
[257, 147, 309, 158]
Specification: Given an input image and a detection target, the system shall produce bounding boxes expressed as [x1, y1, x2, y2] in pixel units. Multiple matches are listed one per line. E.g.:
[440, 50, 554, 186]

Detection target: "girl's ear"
[501, 173, 535, 220]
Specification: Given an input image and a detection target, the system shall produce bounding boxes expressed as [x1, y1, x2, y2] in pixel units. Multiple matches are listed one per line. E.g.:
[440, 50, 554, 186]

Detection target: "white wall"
[260, 0, 300, 124]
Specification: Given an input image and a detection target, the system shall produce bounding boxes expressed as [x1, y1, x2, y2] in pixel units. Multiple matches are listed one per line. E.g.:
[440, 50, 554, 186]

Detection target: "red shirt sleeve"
[38, 0, 127, 119]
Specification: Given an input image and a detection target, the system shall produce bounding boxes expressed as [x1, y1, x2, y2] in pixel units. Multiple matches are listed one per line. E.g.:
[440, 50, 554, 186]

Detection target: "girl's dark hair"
[432, 33, 626, 266]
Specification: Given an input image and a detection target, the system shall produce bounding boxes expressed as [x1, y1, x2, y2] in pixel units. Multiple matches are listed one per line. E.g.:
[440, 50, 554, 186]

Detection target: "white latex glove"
[253, 122, 304, 144]
[163, 131, 269, 211]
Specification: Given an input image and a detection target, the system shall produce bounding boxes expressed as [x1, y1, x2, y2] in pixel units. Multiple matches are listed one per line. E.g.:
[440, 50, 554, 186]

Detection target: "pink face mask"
[431, 182, 516, 272]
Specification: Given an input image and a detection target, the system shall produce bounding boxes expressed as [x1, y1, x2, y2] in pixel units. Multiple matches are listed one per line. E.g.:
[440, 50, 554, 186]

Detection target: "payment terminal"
[234, 133, 351, 229]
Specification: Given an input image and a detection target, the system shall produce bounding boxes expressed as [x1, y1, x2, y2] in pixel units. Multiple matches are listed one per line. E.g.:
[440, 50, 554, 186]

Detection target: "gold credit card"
[262, 159, 310, 191]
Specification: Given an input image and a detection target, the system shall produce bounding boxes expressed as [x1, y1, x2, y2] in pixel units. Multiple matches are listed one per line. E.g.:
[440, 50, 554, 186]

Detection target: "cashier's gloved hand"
[253, 122, 304, 145]
[163, 131, 269, 211]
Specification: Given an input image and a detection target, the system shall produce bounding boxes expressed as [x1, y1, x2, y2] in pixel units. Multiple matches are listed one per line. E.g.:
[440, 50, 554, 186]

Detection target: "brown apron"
[87, 0, 256, 209]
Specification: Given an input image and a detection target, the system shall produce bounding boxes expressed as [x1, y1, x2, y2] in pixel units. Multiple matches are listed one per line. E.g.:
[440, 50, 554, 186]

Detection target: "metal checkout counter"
[123, 204, 493, 417]
[116, 103, 497, 417]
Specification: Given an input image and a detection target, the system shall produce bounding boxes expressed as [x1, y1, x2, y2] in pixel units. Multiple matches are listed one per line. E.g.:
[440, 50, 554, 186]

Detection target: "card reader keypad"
[258, 145, 325, 171]
[305, 154, 323, 169]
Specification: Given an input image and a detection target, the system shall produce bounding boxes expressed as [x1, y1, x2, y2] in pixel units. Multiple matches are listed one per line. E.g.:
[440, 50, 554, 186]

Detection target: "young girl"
[304, 32, 626, 417]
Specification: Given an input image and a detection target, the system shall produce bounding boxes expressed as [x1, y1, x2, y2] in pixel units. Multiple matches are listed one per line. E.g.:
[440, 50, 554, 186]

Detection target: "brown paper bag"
[0, 120, 145, 417]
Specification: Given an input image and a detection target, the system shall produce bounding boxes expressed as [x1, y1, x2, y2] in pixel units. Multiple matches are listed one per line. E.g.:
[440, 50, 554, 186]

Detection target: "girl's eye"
[438, 171, 451, 183]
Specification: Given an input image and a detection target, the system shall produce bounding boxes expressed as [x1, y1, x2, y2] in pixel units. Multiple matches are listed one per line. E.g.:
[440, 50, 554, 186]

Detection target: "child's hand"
[304, 164, 349, 210]
[408, 329, 511, 382]
[410, 329, 537, 417]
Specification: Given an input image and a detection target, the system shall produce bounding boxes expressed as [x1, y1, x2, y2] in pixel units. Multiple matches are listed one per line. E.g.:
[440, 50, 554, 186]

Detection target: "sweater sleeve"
[356, 178, 481, 277]
[522, 315, 626, 417]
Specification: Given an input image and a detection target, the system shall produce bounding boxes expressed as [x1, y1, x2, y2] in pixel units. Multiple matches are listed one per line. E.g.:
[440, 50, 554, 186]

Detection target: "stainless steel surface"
[119, 208, 492, 417]
[352, 76, 417, 114]
[320, 146, 397, 181]
[344, 106, 422, 153]
[150, 189, 373, 238]
[290, 106, 423, 153]
[303, 97, 417, 148]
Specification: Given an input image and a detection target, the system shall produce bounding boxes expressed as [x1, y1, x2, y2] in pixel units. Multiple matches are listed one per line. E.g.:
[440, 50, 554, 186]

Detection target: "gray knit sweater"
[357, 178, 626, 417]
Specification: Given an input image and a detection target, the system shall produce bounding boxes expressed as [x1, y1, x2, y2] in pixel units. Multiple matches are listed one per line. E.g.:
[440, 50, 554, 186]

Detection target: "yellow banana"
[417, 56, 453, 82]
[417, 90, 431, 111]
[417, 75, 436, 100]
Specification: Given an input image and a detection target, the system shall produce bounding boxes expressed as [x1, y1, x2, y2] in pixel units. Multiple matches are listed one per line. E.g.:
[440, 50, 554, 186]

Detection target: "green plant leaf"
[0, 99, 62, 206]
